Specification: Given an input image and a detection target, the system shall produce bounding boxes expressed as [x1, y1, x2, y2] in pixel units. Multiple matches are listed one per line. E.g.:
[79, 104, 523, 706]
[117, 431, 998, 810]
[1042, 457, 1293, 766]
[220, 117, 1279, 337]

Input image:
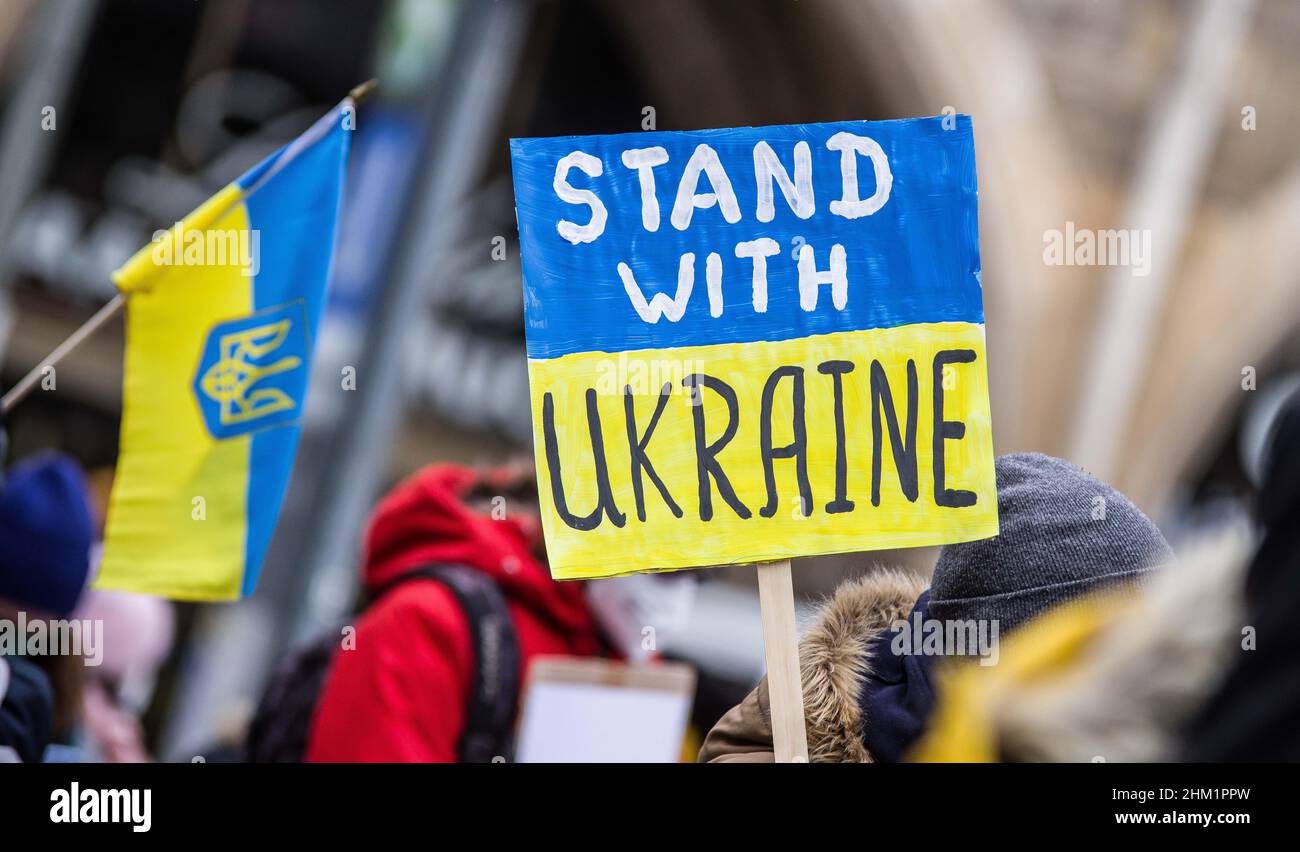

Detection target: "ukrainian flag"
[98, 99, 352, 600]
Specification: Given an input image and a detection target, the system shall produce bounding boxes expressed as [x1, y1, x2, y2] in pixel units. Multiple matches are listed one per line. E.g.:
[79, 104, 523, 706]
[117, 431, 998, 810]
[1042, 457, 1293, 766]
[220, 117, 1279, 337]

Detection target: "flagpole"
[1, 293, 125, 415]
[0, 80, 377, 419]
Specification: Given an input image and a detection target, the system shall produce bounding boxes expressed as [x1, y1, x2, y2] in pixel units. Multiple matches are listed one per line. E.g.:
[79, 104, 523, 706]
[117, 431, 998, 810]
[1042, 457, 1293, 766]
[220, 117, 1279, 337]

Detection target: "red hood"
[362, 464, 595, 634]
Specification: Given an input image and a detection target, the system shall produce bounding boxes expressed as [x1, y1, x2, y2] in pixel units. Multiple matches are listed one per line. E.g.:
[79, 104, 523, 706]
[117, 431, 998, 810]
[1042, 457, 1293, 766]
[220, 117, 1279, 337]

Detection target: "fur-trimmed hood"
[699, 568, 925, 762]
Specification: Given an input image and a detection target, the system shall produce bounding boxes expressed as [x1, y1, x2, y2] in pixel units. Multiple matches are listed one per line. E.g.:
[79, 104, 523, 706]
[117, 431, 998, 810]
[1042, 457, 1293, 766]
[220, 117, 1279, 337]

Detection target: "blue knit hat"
[0, 452, 93, 616]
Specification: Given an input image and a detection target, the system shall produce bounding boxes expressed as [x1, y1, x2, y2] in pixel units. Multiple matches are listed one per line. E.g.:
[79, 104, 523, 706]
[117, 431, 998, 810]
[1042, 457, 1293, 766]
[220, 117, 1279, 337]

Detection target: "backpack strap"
[373, 564, 521, 763]
[244, 630, 342, 763]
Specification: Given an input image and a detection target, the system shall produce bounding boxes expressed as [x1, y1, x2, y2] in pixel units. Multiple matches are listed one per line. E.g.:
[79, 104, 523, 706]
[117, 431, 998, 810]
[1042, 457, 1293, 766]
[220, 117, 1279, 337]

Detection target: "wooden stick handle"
[1, 293, 125, 416]
[757, 559, 809, 762]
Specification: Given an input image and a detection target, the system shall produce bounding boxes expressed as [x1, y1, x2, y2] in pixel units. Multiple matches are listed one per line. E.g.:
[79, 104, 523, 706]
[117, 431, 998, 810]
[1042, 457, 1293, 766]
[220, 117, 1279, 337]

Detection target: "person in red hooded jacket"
[305, 463, 610, 762]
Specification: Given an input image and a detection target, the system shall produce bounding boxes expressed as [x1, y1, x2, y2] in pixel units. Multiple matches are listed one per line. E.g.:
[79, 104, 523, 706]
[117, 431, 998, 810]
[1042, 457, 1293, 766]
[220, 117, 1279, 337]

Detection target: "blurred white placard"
[515, 657, 695, 763]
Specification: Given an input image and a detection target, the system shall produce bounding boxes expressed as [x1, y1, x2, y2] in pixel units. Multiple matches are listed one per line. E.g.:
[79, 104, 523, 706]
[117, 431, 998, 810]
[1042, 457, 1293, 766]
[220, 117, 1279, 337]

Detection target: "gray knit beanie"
[929, 452, 1173, 635]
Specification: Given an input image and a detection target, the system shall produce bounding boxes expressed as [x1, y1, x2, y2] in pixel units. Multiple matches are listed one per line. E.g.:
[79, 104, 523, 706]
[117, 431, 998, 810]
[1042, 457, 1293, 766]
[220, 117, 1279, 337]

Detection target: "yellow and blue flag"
[98, 99, 352, 600]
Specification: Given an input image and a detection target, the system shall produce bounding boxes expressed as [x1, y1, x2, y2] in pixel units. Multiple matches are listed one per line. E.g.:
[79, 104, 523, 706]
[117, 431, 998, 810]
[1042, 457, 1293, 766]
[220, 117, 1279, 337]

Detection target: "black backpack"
[244, 564, 520, 763]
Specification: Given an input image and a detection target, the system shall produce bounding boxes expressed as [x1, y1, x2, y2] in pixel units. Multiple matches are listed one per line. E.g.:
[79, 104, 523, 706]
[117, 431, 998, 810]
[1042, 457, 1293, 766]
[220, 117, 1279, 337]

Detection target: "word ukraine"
[511, 117, 997, 580]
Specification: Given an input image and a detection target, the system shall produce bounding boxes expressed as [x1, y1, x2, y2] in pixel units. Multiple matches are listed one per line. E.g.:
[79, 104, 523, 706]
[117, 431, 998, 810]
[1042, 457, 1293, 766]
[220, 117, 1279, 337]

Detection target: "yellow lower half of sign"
[528, 321, 999, 580]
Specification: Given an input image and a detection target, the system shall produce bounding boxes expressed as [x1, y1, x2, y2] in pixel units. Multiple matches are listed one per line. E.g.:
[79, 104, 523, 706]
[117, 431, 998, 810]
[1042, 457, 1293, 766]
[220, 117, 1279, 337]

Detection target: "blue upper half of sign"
[510, 115, 983, 360]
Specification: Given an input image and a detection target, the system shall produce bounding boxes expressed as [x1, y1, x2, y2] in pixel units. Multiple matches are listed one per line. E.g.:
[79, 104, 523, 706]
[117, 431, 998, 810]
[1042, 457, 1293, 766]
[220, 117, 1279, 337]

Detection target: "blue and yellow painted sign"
[510, 116, 998, 580]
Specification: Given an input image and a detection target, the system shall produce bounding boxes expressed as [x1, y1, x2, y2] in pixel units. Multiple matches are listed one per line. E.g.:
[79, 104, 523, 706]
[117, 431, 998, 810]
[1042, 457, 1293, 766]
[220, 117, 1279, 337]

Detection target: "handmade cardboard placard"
[510, 116, 998, 581]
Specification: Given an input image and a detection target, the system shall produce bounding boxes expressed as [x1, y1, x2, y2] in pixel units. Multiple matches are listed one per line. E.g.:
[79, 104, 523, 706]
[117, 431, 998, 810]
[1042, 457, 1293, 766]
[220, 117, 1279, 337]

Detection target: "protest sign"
[510, 116, 998, 581]
[510, 116, 997, 761]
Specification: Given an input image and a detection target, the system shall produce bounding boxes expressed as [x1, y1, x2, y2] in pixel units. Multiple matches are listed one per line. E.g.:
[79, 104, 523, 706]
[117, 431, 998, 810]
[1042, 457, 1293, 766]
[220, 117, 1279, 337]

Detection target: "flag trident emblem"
[193, 303, 310, 439]
[199, 320, 301, 425]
